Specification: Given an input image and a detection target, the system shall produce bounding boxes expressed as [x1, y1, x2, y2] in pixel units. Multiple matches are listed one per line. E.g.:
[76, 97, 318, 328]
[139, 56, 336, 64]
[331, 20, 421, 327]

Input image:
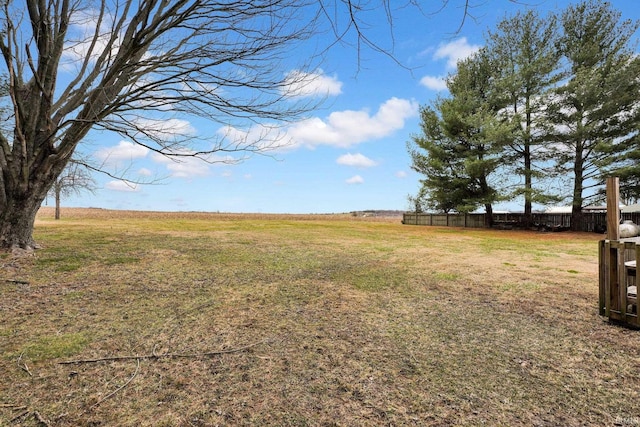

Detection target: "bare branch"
[90, 358, 140, 409]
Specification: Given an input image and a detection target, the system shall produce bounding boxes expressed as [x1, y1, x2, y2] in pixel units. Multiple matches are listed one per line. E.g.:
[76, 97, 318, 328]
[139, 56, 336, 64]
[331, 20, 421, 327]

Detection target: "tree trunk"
[0, 194, 46, 250]
[484, 203, 494, 227]
[523, 139, 533, 227]
[571, 204, 583, 232]
[55, 185, 61, 220]
[0, 157, 61, 250]
[523, 102, 533, 227]
[571, 145, 584, 232]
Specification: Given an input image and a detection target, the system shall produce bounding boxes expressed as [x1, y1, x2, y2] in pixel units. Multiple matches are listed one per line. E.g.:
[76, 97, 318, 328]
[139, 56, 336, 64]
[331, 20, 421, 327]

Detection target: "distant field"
[35, 207, 404, 222]
[1, 208, 638, 426]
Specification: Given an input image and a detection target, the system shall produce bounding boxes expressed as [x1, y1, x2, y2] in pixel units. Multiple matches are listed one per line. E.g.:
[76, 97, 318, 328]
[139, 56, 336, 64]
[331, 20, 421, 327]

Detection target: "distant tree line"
[407, 1, 640, 229]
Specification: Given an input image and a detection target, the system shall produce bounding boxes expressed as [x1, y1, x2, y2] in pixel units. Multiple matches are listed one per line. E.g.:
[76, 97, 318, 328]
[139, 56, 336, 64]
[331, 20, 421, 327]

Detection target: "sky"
[50, 0, 640, 214]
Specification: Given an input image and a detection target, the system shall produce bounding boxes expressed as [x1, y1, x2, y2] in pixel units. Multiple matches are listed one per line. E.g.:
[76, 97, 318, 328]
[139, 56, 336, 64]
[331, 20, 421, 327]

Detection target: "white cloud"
[62, 10, 110, 66]
[138, 168, 153, 177]
[396, 171, 407, 178]
[420, 75, 448, 91]
[62, 9, 123, 69]
[434, 37, 481, 70]
[217, 97, 418, 152]
[105, 180, 140, 192]
[62, 9, 154, 71]
[151, 151, 210, 179]
[133, 118, 196, 141]
[287, 97, 419, 148]
[346, 175, 364, 185]
[282, 69, 343, 98]
[95, 141, 149, 165]
[217, 123, 292, 152]
[336, 153, 378, 168]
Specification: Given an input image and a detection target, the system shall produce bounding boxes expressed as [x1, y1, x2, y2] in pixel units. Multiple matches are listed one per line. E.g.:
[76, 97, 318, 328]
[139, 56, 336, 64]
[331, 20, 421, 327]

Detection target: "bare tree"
[0, 0, 318, 250]
[47, 160, 97, 220]
[0, 0, 501, 250]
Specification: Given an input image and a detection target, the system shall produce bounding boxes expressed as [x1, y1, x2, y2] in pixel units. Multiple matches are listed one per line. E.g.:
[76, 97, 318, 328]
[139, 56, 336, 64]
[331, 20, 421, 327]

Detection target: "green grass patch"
[36, 251, 92, 272]
[19, 333, 90, 361]
[499, 281, 541, 292]
[348, 264, 407, 292]
[62, 291, 84, 301]
[102, 255, 140, 265]
[433, 271, 460, 281]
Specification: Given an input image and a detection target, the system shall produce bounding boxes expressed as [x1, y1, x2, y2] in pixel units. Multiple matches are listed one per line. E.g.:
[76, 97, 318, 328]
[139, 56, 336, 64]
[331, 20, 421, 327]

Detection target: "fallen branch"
[2, 406, 51, 426]
[59, 339, 267, 365]
[0, 404, 27, 409]
[34, 410, 51, 426]
[17, 352, 33, 377]
[90, 358, 140, 409]
[5, 279, 29, 285]
[20, 363, 32, 377]
[10, 409, 29, 423]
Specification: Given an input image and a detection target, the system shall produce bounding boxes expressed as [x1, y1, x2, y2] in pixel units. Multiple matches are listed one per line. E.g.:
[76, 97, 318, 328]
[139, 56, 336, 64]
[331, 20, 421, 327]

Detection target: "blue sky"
[51, 0, 640, 214]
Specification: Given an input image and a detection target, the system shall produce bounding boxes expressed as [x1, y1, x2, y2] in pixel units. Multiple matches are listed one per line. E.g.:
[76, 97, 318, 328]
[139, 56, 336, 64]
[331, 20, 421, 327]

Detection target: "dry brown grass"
[1, 208, 639, 426]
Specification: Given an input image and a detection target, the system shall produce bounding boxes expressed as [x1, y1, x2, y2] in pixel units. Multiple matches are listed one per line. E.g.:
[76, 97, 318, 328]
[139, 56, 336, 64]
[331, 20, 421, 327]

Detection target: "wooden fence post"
[606, 177, 620, 241]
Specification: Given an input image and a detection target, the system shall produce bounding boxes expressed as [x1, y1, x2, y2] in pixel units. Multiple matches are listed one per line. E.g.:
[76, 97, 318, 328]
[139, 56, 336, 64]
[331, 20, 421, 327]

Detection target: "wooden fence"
[402, 213, 487, 228]
[402, 212, 640, 233]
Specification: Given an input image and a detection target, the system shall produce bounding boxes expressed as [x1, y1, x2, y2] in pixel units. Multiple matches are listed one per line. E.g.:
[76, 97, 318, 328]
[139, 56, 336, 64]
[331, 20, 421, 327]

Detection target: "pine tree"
[408, 51, 510, 222]
[548, 0, 640, 229]
[485, 10, 563, 222]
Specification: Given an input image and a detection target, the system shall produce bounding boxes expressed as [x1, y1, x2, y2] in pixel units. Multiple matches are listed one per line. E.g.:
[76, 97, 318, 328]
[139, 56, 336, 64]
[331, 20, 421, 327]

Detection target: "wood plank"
[606, 177, 620, 240]
[599, 240, 606, 316]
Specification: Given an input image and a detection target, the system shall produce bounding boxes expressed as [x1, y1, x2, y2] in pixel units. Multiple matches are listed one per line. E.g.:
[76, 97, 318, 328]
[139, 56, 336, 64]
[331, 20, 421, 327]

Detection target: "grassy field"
[1, 208, 639, 426]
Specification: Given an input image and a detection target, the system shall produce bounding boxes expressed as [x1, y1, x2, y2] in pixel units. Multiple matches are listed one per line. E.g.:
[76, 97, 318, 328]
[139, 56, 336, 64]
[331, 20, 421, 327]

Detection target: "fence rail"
[402, 212, 640, 233]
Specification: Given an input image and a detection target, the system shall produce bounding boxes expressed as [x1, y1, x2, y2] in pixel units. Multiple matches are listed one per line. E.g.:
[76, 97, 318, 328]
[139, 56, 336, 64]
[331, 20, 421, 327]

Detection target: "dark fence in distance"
[402, 213, 487, 228]
[402, 212, 640, 233]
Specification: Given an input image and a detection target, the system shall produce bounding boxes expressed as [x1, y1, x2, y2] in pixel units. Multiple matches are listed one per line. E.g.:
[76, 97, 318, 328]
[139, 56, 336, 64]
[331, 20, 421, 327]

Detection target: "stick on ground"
[59, 339, 268, 365]
[90, 359, 140, 409]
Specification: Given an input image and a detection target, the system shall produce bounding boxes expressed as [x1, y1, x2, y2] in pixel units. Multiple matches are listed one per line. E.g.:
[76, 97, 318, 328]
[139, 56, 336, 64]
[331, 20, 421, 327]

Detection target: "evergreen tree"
[548, 0, 640, 229]
[408, 106, 479, 214]
[408, 51, 510, 221]
[485, 10, 563, 221]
